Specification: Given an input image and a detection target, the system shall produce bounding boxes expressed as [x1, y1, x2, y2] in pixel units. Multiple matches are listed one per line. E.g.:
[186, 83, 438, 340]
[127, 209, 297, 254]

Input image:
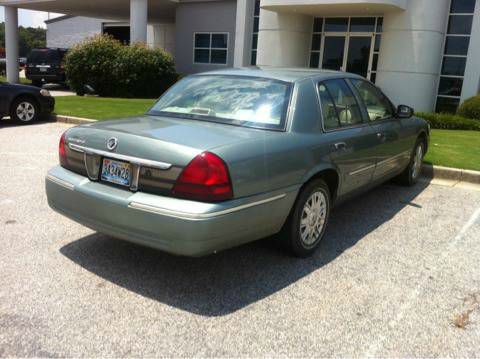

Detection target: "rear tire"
[10, 97, 39, 124]
[396, 140, 425, 186]
[281, 179, 331, 257]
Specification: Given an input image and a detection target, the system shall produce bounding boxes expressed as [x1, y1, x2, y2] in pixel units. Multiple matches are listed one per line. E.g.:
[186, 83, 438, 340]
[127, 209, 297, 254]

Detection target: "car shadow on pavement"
[60, 180, 430, 317]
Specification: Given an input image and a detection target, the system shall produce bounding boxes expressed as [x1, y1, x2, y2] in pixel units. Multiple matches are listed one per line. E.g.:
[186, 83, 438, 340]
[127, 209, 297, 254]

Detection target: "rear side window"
[318, 84, 340, 130]
[27, 49, 62, 64]
[318, 79, 363, 130]
[350, 79, 394, 121]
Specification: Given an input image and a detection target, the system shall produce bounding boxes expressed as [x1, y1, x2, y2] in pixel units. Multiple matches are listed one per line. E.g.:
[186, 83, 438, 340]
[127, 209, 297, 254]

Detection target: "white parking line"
[364, 206, 480, 357]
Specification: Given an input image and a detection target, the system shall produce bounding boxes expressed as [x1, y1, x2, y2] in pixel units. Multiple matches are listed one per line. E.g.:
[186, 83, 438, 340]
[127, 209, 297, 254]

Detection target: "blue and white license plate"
[101, 158, 131, 187]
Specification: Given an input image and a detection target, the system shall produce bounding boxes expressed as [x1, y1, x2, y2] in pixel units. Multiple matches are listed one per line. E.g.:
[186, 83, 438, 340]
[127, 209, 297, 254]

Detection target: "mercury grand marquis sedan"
[45, 68, 429, 257]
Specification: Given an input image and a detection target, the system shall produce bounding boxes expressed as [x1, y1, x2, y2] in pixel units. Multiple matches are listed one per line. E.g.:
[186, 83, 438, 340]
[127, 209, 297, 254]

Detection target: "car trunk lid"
[63, 115, 274, 197]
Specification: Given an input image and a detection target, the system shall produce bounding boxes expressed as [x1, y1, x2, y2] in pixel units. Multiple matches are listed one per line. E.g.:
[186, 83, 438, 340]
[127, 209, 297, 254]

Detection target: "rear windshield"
[27, 49, 64, 64]
[148, 75, 292, 130]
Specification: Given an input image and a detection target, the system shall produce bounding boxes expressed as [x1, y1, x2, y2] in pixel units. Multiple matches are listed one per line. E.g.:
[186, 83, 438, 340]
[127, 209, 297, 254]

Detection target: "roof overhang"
[261, 0, 407, 16]
[0, 0, 179, 22]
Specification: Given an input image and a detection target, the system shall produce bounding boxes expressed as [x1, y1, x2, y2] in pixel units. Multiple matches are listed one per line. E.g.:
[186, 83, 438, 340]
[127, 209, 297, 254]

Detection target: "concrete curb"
[53, 114, 96, 125]
[422, 164, 480, 185]
[52, 114, 480, 185]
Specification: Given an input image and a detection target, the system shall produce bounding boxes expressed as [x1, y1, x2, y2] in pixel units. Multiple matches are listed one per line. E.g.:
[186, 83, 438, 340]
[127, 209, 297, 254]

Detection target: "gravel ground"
[0, 120, 479, 357]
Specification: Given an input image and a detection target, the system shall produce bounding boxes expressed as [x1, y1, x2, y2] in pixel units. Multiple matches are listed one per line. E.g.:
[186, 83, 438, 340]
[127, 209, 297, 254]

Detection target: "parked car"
[0, 58, 5, 76]
[25, 48, 68, 87]
[0, 81, 55, 123]
[0, 57, 30, 75]
[18, 57, 27, 70]
[45, 68, 429, 257]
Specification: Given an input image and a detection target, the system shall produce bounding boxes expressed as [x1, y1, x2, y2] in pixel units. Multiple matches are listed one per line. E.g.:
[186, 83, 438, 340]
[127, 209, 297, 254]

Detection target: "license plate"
[39, 68, 47, 72]
[101, 159, 131, 187]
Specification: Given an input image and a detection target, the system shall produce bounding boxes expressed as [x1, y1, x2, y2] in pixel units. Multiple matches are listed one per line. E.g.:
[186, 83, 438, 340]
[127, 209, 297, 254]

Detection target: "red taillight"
[172, 152, 233, 202]
[59, 131, 68, 167]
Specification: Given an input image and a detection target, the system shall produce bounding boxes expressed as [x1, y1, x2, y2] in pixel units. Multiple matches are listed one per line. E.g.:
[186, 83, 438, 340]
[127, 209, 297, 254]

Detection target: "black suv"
[25, 48, 68, 87]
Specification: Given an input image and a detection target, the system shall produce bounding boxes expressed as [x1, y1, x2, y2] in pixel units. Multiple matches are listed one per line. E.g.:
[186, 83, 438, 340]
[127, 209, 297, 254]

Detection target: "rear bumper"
[45, 166, 298, 257]
[26, 72, 65, 83]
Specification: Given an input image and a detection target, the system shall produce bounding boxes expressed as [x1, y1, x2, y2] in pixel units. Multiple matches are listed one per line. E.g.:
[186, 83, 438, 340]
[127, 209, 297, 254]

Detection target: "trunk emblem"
[106, 137, 119, 151]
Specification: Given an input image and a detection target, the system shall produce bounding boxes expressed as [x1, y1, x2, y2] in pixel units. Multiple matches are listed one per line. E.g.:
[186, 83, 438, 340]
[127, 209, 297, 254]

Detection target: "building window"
[194, 32, 229, 65]
[251, 0, 260, 65]
[436, 0, 476, 113]
[309, 17, 383, 83]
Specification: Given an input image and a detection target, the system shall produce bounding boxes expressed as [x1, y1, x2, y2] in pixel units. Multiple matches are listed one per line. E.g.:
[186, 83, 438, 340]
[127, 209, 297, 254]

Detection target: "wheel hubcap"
[16, 102, 35, 122]
[412, 145, 423, 179]
[300, 191, 327, 246]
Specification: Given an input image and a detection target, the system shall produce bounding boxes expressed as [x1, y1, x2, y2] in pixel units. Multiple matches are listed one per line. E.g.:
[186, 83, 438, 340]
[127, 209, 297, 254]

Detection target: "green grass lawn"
[424, 129, 480, 171]
[0, 76, 32, 85]
[54, 96, 156, 120]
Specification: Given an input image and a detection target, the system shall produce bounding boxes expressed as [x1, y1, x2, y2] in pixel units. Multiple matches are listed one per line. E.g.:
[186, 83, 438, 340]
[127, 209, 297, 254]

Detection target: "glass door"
[346, 36, 373, 78]
[322, 36, 346, 71]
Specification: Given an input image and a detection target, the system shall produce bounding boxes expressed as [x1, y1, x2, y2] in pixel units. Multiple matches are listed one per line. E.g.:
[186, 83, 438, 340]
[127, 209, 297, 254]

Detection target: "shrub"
[416, 112, 480, 131]
[457, 95, 480, 120]
[65, 35, 178, 98]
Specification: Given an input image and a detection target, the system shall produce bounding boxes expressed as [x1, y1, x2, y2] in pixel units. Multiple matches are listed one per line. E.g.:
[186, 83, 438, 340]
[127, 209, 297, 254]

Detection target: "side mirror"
[396, 104, 414, 118]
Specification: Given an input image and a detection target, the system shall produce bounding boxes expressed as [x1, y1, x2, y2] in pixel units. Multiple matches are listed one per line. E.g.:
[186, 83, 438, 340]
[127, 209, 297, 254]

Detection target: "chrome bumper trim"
[68, 143, 173, 170]
[46, 174, 75, 191]
[128, 194, 287, 220]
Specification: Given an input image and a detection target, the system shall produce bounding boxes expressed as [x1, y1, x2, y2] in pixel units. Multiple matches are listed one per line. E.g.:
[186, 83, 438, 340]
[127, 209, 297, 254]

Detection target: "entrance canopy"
[261, 0, 407, 16]
[0, 0, 176, 22]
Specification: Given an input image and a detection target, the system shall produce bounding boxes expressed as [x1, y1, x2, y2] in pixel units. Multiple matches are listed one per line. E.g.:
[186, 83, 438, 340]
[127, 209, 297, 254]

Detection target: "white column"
[256, 8, 312, 68]
[376, 0, 450, 112]
[5, 6, 20, 84]
[234, 0, 255, 67]
[130, 0, 148, 44]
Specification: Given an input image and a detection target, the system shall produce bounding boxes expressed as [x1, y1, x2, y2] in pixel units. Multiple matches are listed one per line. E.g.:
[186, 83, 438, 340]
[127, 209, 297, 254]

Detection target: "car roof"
[194, 67, 365, 83]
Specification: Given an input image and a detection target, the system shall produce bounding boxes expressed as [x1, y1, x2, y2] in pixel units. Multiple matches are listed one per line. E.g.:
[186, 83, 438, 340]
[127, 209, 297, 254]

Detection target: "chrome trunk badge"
[106, 137, 118, 151]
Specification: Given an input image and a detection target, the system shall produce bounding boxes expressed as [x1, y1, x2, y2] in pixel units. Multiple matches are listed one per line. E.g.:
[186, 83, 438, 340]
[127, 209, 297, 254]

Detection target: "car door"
[317, 79, 378, 196]
[0, 84, 10, 115]
[349, 78, 412, 180]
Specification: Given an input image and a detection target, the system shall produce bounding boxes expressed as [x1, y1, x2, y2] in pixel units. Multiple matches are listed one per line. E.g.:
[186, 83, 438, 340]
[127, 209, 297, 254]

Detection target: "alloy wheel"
[16, 102, 36, 122]
[412, 144, 423, 180]
[300, 191, 327, 247]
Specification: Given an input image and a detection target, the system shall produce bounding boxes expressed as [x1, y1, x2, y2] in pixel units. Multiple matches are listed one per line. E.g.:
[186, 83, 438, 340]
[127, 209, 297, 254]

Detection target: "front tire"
[10, 97, 39, 124]
[31, 80, 43, 88]
[281, 179, 331, 257]
[397, 140, 425, 186]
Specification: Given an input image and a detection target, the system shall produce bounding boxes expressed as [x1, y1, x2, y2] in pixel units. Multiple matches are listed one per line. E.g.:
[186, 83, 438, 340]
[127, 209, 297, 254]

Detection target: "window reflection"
[150, 76, 291, 130]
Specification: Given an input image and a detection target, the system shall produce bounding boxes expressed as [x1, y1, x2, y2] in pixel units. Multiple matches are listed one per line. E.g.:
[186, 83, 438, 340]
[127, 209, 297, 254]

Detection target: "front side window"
[194, 33, 228, 65]
[149, 75, 291, 130]
[321, 79, 363, 127]
[351, 79, 394, 121]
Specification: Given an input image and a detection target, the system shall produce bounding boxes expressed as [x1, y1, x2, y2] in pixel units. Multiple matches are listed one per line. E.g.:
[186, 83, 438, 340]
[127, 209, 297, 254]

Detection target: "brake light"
[59, 131, 68, 167]
[172, 152, 233, 202]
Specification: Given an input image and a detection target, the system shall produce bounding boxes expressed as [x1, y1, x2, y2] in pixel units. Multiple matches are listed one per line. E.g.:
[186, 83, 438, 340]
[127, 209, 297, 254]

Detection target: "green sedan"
[45, 68, 429, 257]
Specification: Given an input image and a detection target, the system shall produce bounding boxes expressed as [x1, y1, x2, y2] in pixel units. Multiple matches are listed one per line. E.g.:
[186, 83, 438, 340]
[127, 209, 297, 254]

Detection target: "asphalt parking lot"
[1, 120, 479, 357]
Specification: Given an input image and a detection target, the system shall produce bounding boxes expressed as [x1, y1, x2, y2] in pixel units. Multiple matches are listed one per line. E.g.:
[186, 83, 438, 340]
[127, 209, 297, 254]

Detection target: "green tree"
[0, 22, 46, 57]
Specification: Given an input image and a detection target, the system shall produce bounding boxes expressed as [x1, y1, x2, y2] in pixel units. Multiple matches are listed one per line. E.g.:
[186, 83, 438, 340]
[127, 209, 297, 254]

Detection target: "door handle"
[333, 142, 347, 151]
